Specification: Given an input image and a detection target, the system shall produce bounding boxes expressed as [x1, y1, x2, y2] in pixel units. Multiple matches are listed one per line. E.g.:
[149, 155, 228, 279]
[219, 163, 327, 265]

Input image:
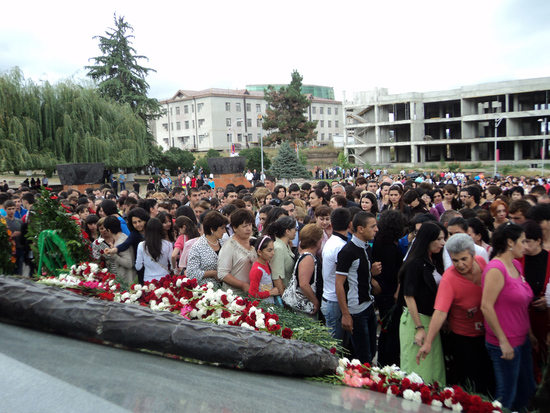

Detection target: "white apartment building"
[150, 88, 342, 152]
[345, 77, 550, 166]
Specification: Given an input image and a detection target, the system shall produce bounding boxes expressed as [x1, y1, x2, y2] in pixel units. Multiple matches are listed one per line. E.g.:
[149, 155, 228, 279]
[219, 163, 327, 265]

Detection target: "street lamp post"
[257, 114, 264, 181]
[230, 118, 244, 156]
[539, 118, 548, 175]
[494, 117, 504, 177]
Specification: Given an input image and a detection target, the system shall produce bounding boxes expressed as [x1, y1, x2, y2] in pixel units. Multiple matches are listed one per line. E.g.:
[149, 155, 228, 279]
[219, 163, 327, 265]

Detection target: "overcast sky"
[2, 0, 549, 102]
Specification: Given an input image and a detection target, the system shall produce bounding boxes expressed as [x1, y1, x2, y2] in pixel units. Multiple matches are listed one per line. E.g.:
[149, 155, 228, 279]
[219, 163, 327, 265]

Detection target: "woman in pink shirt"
[481, 223, 536, 411]
[416, 234, 493, 395]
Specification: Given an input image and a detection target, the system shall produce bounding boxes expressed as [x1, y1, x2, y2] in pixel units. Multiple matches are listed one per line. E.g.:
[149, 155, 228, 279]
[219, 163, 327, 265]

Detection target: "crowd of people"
[4, 169, 550, 411]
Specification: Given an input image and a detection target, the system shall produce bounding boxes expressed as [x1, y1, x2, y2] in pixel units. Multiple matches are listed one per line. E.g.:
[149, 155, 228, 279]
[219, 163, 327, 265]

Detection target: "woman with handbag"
[135, 217, 174, 282]
[282, 224, 324, 317]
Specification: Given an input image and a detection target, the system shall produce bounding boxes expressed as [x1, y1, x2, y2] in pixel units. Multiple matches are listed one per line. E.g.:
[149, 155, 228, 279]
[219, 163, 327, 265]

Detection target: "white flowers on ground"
[405, 372, 424, 384]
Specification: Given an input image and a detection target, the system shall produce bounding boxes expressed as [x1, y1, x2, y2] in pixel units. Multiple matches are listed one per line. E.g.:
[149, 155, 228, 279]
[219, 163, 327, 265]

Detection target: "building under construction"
[344, 77, 550, 166]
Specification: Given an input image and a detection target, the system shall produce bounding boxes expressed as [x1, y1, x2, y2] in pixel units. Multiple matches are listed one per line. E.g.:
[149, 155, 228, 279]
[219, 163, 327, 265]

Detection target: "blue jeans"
[486, 338, 536, 411]
[350, 305, 377, 365]
[321, 299, 345, 341]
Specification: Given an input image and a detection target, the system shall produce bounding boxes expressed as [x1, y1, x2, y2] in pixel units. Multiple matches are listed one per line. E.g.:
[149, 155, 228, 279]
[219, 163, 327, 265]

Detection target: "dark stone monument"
[56, 163, 105, 186]
[207, 157, 250, 188]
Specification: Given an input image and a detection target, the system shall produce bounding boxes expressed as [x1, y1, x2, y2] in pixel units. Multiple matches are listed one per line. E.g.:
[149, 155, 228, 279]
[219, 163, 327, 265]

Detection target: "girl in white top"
[135, 217, 174, 282]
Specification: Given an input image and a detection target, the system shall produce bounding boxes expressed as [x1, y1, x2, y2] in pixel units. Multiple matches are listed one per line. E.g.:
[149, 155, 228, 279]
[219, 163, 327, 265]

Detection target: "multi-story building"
[345, 77, 550, 166]
[150, 87, 342, 151]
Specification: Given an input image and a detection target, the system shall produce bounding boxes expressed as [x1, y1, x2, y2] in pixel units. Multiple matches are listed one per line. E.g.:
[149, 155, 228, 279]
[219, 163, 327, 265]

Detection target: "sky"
[2, 0, 549, 103]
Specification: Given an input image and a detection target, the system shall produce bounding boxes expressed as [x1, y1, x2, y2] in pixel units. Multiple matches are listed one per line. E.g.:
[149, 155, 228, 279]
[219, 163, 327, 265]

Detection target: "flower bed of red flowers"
[328, 359, 503, 413]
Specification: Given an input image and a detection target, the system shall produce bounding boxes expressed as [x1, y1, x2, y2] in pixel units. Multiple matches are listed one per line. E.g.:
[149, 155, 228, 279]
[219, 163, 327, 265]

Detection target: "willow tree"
[86, 14, 160, 124]
[0, 67, 151, 174]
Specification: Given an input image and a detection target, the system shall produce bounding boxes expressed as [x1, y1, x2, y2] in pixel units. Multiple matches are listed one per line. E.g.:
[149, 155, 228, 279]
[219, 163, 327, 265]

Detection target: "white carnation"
[451, 403, 463, 412]
[406, 372, 424, 384]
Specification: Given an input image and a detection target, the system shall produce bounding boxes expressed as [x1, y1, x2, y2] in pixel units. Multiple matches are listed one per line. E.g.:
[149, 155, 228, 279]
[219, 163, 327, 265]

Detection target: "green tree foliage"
[262, 70, 317, 146]
[161, 148, 195, 173]
[0, 68, 151, 173]
[238, 147, 271, 172]
[337, 152, 353, 170]
[86, 14, 160, 124]
[270, 141, 310, 180]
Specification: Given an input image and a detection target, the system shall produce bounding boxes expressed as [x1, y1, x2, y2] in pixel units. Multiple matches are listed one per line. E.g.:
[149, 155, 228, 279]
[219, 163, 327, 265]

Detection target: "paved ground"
[0, 322, 433, 413]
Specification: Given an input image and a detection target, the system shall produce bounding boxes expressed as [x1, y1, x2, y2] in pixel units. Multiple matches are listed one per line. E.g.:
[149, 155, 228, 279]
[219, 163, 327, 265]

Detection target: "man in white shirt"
[321, 208, 352, 342]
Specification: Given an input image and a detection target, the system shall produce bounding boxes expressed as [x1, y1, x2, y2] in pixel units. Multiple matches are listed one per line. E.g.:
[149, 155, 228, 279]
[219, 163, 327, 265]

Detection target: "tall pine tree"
[270, 141, 310, 181]
[86, 14, 160, 124]
[262, 70, 317, 146]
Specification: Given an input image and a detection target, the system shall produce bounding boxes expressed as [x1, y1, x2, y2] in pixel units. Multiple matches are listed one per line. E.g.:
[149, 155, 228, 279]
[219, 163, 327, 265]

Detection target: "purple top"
[482, 259, 533, 347]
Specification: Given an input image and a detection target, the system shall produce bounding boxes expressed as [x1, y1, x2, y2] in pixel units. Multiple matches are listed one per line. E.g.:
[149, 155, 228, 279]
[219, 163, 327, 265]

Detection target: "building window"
[236, 103, 241, 112]
[162, 123, 168, 131]
[198, 119, 205, 128]
[320, 120, 324, 127]
[225, 102, 231, 111]
[328, 120, 332, 128]
[257, 133, 261, 141]
[171, 122, 173, 130]
[227, 133, 232, 143]
[335, 107, 338, 115]
[237, 120, 242, 127]
[320, 107, 324, 115]
[192, 120, 195, 128]
[184, 105, 189, 114]
[247, 118, 252, 127]
[312, 107, 316, 114]
[226, 118, 232, 127]
[185, 121, 189, 129]
[246, 103, 251, 112]
[257, 119, 261, 127]
[176, 121, 181, 130]
[192, 105, 194, 113]
[321, 133, 325, 141]
[327, 107, 331, 115]
[197, 103, 204, 112]
[256, 104, 261, 112]
[176, 106, 180, 115]
[335, 120, 339, 128]
[237, 134, 242, 142]
[329, 133, 332, 140]
[170, 107, 173, 116]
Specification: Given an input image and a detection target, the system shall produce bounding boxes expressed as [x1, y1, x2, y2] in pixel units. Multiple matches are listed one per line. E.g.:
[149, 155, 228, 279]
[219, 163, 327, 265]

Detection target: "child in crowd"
[248, 235, 279, 304]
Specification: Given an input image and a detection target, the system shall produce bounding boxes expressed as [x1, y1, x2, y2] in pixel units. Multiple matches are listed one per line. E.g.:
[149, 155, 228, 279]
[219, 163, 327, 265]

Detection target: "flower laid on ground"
[329, 359, 503, 413]
[37, 262, 290, 339]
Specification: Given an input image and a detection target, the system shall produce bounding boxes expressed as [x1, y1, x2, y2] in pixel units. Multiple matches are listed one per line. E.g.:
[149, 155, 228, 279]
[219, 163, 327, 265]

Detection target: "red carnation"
[281, 328, 293, 339]
[401, 378, 411, 389]
[221, 310, 231, 319]
[220, 294, 229, 305]
[389, 385, 400, 395]
[330, 347, 337, 354]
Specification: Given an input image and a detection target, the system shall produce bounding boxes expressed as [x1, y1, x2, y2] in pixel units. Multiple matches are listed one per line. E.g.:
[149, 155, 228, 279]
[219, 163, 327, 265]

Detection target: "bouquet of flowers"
[329, 358, 503, 413]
